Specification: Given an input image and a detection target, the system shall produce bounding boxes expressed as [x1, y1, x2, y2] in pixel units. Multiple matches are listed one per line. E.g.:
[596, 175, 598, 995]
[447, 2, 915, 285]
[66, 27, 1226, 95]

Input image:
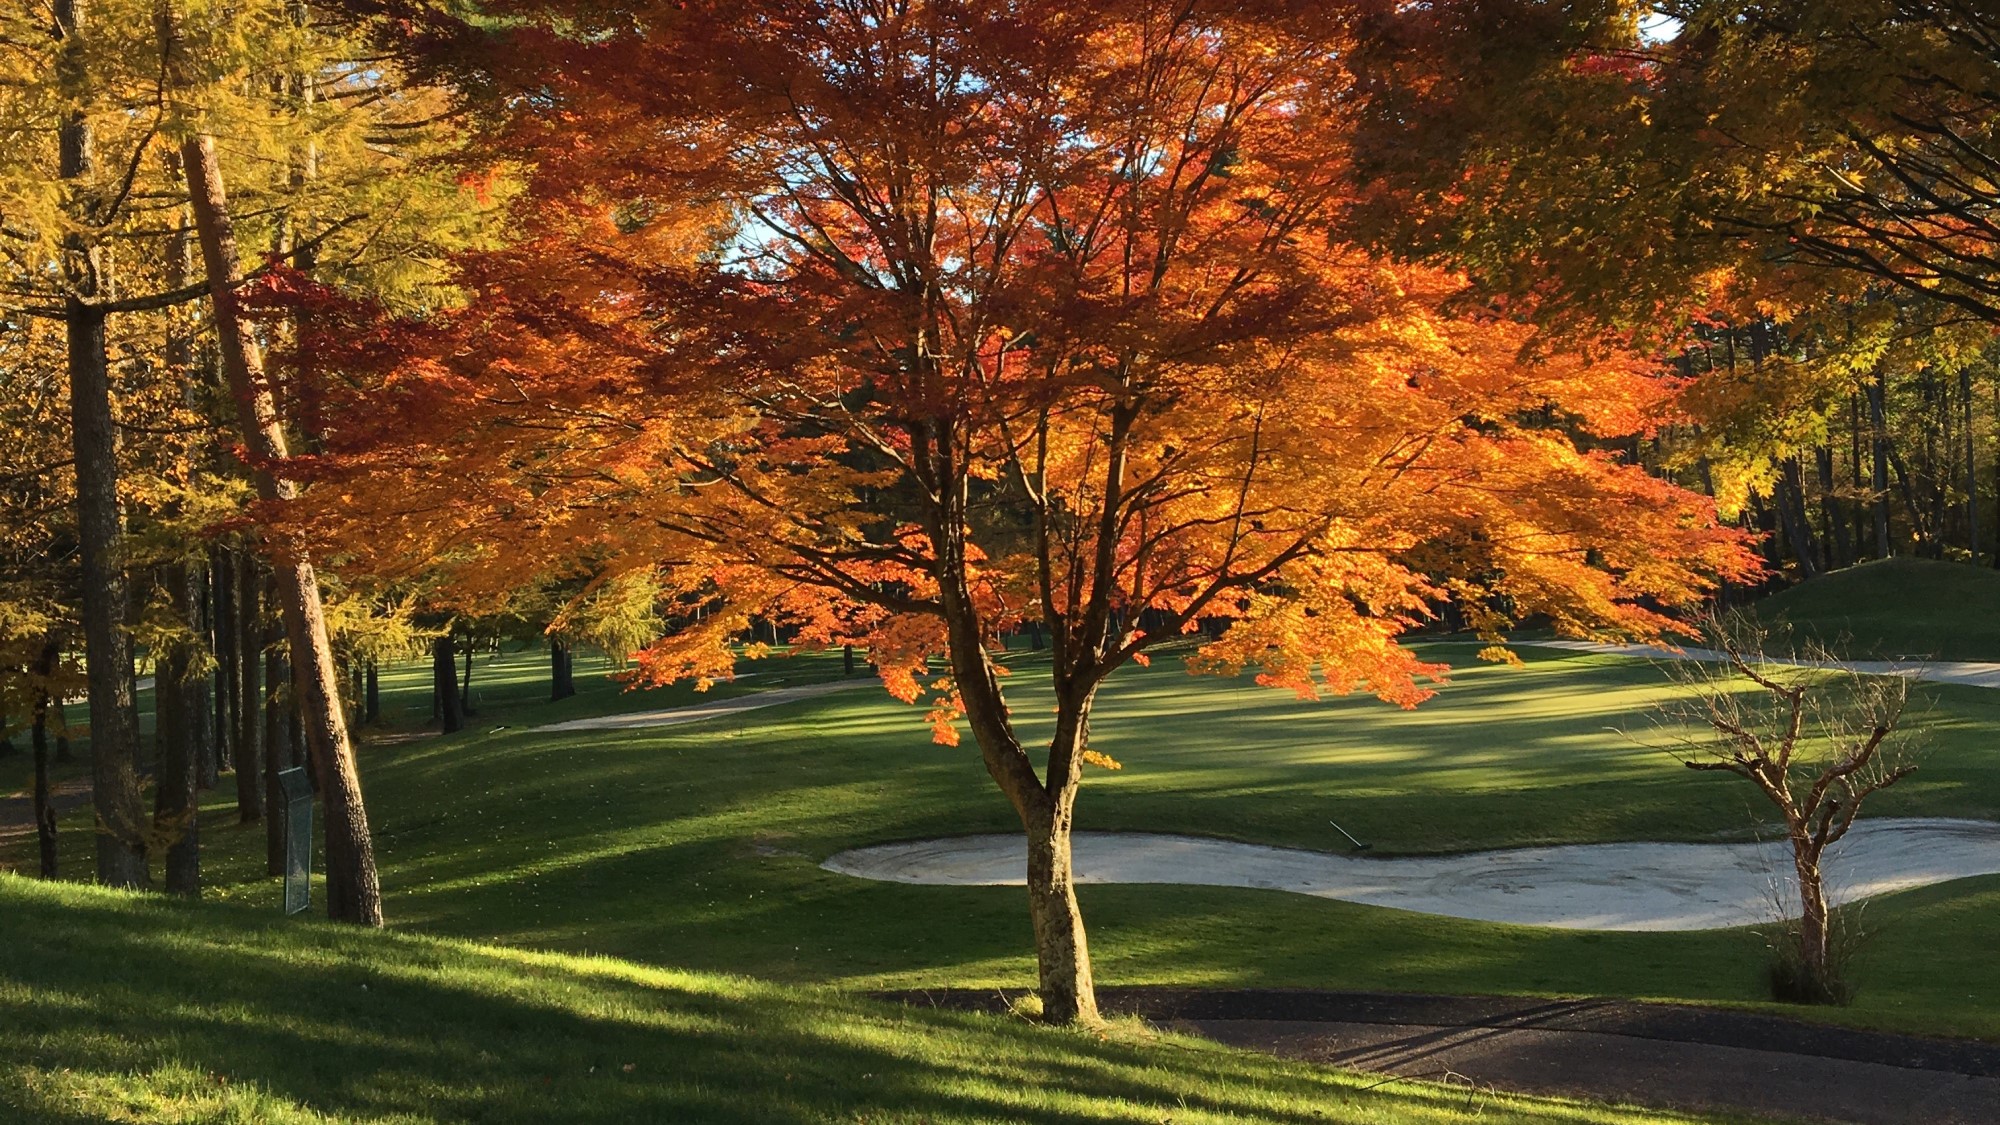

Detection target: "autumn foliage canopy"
[308, 0, 1755, 736]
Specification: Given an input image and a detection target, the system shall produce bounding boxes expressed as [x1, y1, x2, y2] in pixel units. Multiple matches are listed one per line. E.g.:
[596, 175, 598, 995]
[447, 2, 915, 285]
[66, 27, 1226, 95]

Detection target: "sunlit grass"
[0, 876, 1767, 1125]
[7, 639, 1998, 1041]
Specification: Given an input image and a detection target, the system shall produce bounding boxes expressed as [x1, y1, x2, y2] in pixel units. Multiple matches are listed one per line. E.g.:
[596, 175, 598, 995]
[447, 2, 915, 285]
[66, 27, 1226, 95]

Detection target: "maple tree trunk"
[32, 641, 60, 879]
[182, 132, 382, 926]
[949, 606, 1099, 1024]
[365, 660, 379, 723]
[58, 0, 147, 889]
[1022, 779, 1095, 1022]
[235, 554, 264, 823]
[154, 563, 204, 896]
[461, 640, 474, 713]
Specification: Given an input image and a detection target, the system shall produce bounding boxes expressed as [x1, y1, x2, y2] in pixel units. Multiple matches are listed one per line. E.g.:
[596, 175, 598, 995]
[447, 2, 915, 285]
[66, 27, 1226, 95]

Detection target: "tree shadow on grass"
[0, 880, 1633, 1125]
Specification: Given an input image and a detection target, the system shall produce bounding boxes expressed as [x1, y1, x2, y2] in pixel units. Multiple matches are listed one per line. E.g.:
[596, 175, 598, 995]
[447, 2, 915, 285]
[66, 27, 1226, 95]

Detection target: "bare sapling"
[1661, 620, 1918, 1004]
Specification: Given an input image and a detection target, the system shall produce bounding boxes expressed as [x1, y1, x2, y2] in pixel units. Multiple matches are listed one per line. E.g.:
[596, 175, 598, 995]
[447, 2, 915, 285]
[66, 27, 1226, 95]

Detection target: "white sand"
[820, 818, 2000, 931]
[1525, 640, 2000, 689]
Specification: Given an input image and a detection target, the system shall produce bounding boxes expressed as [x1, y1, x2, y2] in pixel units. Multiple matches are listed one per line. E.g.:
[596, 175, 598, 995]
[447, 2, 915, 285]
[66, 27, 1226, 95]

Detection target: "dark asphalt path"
[881, 988, 2000, 1125]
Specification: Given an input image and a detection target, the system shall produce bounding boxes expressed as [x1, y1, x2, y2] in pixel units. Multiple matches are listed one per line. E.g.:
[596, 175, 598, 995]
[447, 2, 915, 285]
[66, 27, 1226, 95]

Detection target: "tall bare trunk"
[168, 185, 219, 795]
[31, 640, 61, 878]
[207, 546, 234, 788]
[264, 638, 287, 874]
[433, 634, 463, 733]
[58, 0, 146, 888]
[550, 639, 575, 701]
[1775, 459, 1821, 579]
[235, 551, 264, 822]
[182, 132, 382, 926]
[154, 563, 204, 896]
[1815, 445, 1851, 569]
[1965, 367, 1979, 560]
[1868, 374, 1892, 558]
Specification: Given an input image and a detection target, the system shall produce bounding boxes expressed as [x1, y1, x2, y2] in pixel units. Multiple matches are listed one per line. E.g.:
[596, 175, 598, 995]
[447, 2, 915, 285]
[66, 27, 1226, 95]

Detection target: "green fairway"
[1749, 557, 2000, 660]
[8, 640, 1999, 1042]
[1, 875, 1764, 1125]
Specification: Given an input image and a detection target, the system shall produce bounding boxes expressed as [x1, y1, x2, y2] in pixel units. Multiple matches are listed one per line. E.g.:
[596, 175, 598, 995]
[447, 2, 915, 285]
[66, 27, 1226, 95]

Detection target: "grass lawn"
[0, 875, 1765, 1125]
[8, 638, 1996, 1042]
[1749, 556, 2000, 660]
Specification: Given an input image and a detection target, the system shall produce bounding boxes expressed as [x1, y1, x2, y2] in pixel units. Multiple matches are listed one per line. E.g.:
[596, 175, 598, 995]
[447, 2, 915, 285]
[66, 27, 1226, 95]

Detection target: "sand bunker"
[821, 818, 2000, 931]
[1526, 640, 2000, 689]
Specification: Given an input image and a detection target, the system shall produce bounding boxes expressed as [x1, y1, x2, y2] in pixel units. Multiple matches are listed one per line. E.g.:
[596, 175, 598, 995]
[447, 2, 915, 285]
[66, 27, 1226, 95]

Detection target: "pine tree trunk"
[32, 640, 60, 878]
[1776, 460, 1821, 579]
[58, 0, 146, 888]
[169, 188, 218, 796]
[1869, 374, 1893, 558]
[236, 553, 264, 822]
[264, 642, 286, 875]
[1965, 367, 1979, 560]
[155, 563, 203, 896]
[1816, 445, 1852, 569]
[550, 638, 575, 701]
[289, 674, 307, 773]
[53, 700, 72, 763]
[434, 635, 463, 733]
[208, 546, 234, 789]
[182, 132, 382, 926]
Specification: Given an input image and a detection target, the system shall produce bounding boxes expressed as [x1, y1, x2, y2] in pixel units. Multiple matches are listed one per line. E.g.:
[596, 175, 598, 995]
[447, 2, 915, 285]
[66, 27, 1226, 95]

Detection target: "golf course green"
[9, 636, 1998, 1047]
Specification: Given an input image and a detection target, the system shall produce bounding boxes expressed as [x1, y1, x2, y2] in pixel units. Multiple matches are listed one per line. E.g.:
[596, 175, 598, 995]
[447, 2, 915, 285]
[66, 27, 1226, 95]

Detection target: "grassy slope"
[1750, 557, 2000, 660]
[7, 642, 1999, 1041]
[0, 876, 1760, 1125]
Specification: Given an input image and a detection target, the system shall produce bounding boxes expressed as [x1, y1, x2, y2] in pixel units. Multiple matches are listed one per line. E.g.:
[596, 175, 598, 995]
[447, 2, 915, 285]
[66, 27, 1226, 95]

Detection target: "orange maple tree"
[318, 0, 1758, 1022]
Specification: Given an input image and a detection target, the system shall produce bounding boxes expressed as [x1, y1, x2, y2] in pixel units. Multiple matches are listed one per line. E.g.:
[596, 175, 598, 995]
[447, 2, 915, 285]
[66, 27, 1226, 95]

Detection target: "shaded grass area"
[0, 876, 1759, 1125]
[8, 642, 1999, 1040]
[1749, 557, 2000, 661]
[362, 645, 855, 736]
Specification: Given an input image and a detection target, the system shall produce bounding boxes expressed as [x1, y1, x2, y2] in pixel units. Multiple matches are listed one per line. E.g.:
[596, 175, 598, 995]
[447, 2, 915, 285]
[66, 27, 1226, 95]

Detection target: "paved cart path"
[885, 989, 2000, 1125]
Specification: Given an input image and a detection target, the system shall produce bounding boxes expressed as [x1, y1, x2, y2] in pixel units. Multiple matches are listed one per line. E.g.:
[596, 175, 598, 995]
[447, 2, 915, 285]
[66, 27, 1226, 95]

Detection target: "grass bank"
[0, 875, 1759, 1125]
